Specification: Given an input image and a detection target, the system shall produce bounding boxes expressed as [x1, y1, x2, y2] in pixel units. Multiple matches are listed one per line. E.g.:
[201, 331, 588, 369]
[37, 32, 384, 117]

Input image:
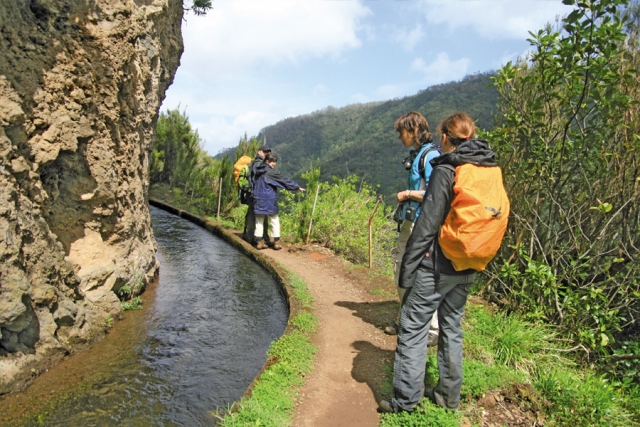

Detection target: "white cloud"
[498, 50, 522, 68]
[180, 0, 372, 78]
[417, 0, 569, 40]
[193, 110, 280, 155]
[392, 24, 425, 51]
[374, 84, 405, 100]
[312, 84, 329, 96]
[350, 93, 370, 103]
[411, 53, 470, 85]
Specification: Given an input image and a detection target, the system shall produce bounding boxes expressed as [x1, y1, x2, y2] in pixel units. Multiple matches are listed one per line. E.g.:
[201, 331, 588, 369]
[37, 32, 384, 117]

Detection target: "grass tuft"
[290, 312, 319, 334]
[289, 272, 314, 309]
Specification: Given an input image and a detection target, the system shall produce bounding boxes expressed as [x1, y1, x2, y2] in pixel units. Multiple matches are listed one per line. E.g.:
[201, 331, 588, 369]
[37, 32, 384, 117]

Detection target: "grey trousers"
[392, 266, 475, 412]
[394, 220, 438, 331]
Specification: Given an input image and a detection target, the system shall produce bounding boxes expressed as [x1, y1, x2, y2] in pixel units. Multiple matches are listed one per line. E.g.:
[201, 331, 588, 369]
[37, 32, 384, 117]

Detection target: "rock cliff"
[0, 0, 183, 394]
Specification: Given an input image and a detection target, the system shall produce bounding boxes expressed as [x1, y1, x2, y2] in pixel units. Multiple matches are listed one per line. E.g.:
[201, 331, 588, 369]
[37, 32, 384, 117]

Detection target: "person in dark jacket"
[253, 153, 305, 250]
[243, 145, 271, 245]
[379, 112, 499, 413]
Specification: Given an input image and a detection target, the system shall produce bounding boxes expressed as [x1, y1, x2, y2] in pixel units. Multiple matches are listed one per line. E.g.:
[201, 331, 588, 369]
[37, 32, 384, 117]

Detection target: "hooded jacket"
[398, 138, 498, 288]
[252, 162, 301, 215]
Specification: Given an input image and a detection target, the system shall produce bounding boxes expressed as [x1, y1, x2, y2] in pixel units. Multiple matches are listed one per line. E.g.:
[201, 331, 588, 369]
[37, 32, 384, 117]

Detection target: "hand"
[396, 190, 410, 203]
[298, 188, 305, 193]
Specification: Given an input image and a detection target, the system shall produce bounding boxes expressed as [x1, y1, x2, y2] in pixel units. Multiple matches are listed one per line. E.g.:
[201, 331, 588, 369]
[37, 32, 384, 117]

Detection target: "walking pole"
[306, 185, 320, 245]
[368, 195, 382, 269]
[217, 177, 223, 221]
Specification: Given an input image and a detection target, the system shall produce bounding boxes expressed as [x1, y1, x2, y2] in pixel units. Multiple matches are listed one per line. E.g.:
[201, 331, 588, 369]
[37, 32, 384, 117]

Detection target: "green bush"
[485, 0, 640, 358]
[536, 370, 637, 426]
[280, 168, 396, 268]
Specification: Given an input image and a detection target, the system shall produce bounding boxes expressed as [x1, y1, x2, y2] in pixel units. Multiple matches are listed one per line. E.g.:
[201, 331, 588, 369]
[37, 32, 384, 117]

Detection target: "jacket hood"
[431, 138, 497, 168]
[254, 162, 271, 178]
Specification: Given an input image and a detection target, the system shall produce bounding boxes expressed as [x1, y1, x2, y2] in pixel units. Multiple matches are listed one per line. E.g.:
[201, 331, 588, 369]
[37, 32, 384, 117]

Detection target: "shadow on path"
[351, 341, 395, 402]
[336, 300, 398, 401]
[335, 300, 399, 330]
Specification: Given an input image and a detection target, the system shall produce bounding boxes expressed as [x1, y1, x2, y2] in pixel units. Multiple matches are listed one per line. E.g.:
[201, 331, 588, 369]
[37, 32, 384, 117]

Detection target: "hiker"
[243, 145, 271, 245]
[252, 153, 305, 250]
[379, 112, 509, 413]
[386, 111, 440, 345]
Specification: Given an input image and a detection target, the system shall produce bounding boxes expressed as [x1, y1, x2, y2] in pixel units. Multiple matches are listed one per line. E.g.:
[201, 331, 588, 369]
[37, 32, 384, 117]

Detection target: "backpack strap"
[417, 145, 440, 188]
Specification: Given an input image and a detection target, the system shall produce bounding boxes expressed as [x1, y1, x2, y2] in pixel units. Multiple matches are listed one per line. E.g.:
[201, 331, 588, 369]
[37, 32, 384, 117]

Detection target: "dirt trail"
[261, 245, 398, 427]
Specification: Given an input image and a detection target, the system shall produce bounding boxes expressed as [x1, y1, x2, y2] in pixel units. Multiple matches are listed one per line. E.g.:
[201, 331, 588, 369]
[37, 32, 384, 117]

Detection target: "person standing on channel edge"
[386, 111, 440, 345]
[379, 112, 509, 413]
[243, 144, 271, 245]
[252, 153, 305, 250]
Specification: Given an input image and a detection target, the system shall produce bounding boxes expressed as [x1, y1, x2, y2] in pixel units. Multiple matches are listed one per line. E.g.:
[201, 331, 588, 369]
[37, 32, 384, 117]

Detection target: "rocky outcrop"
[0, 0, 183, 394]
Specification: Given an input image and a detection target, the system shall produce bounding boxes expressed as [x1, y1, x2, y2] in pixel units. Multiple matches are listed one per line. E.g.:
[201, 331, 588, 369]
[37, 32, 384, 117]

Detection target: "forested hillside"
[217, 73, 498, 200]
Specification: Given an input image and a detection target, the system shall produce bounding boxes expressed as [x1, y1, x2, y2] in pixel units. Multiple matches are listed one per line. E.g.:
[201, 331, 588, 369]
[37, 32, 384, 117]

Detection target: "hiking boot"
[384, 324, 399, 335]
[427, 331, 439, 346]
[378, 400, 397, 413]
[423, 388, 437, 406]
[273, 242, 283, 250]
[256, 240, 268, 250]
[423, 388, 455, 410]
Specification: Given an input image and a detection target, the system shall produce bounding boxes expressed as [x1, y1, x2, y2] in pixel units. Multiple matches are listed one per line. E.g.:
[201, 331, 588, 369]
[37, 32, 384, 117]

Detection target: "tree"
[185, 0, 212, 16]
[151, 108, 202, 187]
[486, 0, 640, 354]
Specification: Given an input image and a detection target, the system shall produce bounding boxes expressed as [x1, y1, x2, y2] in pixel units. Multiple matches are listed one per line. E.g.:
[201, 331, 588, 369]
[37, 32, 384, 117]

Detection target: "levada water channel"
[1, 206, 289, 426]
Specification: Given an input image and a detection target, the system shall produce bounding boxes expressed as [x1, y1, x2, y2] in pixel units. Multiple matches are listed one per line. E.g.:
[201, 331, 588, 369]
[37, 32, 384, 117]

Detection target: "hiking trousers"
[392, 266, 475, 412]
[244, 203, 269, 243]
[254, 214, 280, 239]
[394, 220, 438, 331]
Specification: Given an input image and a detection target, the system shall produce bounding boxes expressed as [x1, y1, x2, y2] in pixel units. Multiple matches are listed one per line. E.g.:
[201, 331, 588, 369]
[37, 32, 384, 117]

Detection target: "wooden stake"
[368, 195, 383, 269]
[217, 177, 223, 221]
[306, 185, 320, 245]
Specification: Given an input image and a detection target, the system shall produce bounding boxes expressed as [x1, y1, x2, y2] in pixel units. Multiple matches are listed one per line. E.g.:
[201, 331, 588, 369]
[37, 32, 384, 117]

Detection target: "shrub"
[280, 168, 396, 268]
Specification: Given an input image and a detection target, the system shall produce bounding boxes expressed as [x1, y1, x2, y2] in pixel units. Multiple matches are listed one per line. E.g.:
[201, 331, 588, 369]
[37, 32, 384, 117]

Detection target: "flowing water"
[1, 206, 288, 426]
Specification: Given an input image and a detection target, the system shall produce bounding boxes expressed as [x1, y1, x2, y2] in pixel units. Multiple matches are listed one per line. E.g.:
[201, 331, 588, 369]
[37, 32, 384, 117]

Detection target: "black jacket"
[398, 139, 498, 288]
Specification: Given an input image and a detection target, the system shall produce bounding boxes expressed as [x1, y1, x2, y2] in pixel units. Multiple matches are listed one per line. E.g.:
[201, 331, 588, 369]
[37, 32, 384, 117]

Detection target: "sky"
[161, 0, 571, 155]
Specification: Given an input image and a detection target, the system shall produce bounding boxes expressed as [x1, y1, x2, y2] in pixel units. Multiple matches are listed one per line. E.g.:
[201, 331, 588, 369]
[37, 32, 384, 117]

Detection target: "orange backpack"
[233, 155, 253, 189]
[438, 164, 510, 271]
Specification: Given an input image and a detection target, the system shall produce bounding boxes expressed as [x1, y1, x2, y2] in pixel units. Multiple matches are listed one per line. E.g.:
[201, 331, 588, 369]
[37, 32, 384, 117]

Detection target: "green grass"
[379, 304, 640, 427]
[288, 272, 314, 309]
[290, 312, 319, 334]
[370, 288, 397, 299]
[380, 402, 460, 427]
[216, 272, 318, 427]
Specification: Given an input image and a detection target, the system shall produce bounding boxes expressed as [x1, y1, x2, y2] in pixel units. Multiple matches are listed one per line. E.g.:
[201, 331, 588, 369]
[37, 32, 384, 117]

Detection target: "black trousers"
[243, 202, 270, 244]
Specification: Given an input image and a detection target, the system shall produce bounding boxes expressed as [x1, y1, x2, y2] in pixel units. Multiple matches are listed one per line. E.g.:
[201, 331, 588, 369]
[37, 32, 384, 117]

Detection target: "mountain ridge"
[218, 72, 499, 200]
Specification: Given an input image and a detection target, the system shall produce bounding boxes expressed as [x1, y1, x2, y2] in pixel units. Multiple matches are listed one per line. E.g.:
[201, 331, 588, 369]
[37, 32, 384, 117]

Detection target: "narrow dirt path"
[261, 245, 398, 427]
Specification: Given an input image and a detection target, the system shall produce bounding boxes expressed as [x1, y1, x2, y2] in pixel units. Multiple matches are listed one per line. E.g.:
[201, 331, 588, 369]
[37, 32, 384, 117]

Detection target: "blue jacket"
[252, 163, 301, 215]
[402, 143, 440, 221]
